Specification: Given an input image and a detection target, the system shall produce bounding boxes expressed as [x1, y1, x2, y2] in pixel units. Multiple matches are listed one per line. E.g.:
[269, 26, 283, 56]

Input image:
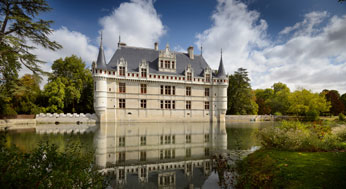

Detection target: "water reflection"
[94, 122, 227, 188]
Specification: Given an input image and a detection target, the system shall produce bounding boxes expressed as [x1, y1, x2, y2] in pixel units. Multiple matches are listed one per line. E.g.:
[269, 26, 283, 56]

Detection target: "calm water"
[5, 122, 275, 188]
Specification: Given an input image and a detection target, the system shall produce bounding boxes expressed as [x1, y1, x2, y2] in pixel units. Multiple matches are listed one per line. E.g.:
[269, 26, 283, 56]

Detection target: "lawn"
[238, 150, 346, 188]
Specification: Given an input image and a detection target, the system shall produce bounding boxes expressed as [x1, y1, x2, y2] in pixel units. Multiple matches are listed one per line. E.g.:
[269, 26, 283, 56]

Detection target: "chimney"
[154, 42, 158, 50]
[188, 46, 194, 59]
[118, 42, 126, 48]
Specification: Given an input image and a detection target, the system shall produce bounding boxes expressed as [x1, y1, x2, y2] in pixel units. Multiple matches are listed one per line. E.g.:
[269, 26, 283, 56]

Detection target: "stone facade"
[93, 40, 228, 123]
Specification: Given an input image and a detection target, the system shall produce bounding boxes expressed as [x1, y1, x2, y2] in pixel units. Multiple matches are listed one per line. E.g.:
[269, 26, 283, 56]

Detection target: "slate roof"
[216, 55, 226, 77]
[104, 46, 225, 77]
[96, 44, 107, 70]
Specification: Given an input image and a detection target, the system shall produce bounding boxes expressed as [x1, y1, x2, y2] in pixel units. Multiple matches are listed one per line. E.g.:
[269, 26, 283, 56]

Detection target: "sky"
[27, 0, 346, 93]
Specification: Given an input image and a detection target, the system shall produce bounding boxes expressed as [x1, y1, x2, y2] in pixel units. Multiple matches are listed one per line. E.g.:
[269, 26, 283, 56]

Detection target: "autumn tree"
[255, 88, 274, 115]
[322, 90, 345, 116]
[227, 68, 258, 115]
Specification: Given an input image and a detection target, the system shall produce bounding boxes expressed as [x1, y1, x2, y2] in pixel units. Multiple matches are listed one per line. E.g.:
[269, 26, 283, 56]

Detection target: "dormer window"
[160, 60, 163, 68]
[141, 68, 147, 77]
[158, 43, 176, 73]
[119, 66, 125, 76]
[187, 72, 192, 81]
[206, 74, 210, 83]
[165, 61, 170, 68]
[172, 61, 175, 69]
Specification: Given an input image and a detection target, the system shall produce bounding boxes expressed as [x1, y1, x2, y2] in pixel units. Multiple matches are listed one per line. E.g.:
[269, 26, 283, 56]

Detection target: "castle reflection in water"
[94, 122, 227, 188]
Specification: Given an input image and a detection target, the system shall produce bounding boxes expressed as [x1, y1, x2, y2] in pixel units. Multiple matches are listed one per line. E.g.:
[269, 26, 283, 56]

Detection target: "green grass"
[238, 150, 346, 188]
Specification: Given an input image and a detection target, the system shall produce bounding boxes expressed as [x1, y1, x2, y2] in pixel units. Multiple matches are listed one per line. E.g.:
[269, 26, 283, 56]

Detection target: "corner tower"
[93, 34, 108, 122]
[215, 49, 228, 122]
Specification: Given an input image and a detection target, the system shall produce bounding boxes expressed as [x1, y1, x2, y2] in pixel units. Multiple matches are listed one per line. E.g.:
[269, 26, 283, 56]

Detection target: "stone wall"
[226, 115, 275, 122]
[36, 113, 97, 124]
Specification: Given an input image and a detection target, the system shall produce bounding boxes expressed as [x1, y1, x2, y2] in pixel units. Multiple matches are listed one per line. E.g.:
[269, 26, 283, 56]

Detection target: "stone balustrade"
[36, 113, 97, 124]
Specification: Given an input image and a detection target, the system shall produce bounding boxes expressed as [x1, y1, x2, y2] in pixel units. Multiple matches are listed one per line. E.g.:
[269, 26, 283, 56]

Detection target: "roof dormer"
[117, 57, 127, 77]
[158, 43, 176, 73]
[139, 59, 149, 78]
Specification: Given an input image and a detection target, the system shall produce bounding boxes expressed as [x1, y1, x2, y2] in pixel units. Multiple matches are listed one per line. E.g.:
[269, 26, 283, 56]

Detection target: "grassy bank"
[237, 150, 346, 188]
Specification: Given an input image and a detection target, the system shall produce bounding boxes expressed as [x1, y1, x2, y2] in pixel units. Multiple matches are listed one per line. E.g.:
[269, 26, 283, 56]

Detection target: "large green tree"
[49, 55, 94, 113]
[0, 0, 61, 115]
[341, 93, 346, 114]
[43, 77, 65, 113]
[227, 68, 258, 115]
[288, 89, 330, 120]
[268, 82, 291, 115]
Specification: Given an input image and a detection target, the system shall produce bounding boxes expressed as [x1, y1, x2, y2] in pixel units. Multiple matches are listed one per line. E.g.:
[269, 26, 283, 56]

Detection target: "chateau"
[92, 37, 228, 123]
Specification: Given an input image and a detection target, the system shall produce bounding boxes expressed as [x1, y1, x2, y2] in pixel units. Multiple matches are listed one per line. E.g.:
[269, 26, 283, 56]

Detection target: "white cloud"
[195, 0, 346, 94]
[99, 0, 165, 54]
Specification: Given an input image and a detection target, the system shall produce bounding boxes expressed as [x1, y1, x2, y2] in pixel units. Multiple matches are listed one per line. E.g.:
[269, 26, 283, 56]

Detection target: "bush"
[257, 121, 344, 151]
[339, 113, 346, 122]
[305, 110, 319, 121]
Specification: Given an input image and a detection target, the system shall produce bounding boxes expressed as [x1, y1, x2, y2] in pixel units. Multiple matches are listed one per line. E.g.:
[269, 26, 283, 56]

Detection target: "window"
[160, 60, 163, 68]
[172, 61, 175, 69]
[205, 148, 210, 156]
[141, 68, 147, 77]
[141, 168, 147, 178]
[141, 136, 146, 146]
[160, 100, 164, 109]
[206, 74, 210, 82]
[160, 136, 164, 145]
[165, 135, 171, 144]
[118, 152, 125, 162]
[186, 87, 191, 96]
[165, 100, 171, 109]
[119, 83, 126, 93]
[205, 88, 209, 96]
[160, 150, 164, 159]
[119, 169, 125, 179]
[119, 66, 125, 76]
[186, 148, 191, 157]
[172, 86, 175, 95]
[186, 134, 191, 143]
[160, 85, 164, 94]
[140, 151, 146, 161]
[187, 72, 192, 81]
[165, 86, 171, 95]
[205, 134, 209, 142]
[165, 60, 170, 68]
[172, 135, 175, 144]
[205, 101, 209, 110]
[141, 84, 147, 94]
[119, 99, 126, 108]
[186, 101, 191, 110]
[141, 99, 147, 109]
[119, 137, 125, 146]
[172, 101, 175, 109]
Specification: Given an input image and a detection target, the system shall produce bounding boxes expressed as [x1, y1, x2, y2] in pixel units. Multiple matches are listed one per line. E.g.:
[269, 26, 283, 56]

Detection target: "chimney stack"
[188, 46, 194, 59]
[154, 42, 158, 50]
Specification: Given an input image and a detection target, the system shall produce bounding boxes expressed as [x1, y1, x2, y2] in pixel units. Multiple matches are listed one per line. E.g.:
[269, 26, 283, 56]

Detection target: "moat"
[5, 122, 275, 188]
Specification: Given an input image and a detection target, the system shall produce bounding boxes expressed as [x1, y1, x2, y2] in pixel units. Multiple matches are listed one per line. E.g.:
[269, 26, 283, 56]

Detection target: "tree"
[341, 93, 346, 114]
[0, 0, 61, 76]
[43, 77, 65, 113]
[0, 0, 61, 115]
[268, 82, 290, 115]
[255, 88, 274, 115]
[322, 90, 345, 116]
[49, 55, 94, 113]
[288, 89, 330, 120]
[227, 68, 258, 115]
[12, 74, 42, 114]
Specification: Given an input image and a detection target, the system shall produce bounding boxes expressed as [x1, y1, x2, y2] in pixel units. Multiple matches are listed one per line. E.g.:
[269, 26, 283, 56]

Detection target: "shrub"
[257, 121, 343, 151]
[305, 110, 319, 121]
[339, 113, 346, 122]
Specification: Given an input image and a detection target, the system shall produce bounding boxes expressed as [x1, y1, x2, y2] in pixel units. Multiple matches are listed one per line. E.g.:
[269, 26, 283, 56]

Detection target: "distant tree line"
[227, 68, 346, 120]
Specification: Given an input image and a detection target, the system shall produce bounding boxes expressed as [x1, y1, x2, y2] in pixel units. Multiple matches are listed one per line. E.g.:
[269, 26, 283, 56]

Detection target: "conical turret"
[96, 33, 107, 70]
[216, 49, 226, 78]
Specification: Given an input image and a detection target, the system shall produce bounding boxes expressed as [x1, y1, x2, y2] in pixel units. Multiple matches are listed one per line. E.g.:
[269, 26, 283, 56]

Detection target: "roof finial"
[221, 48, 222, 57]
[100, 31, 103, 47]
[118, 34, 121, 48]
[201, 45, 203, 56]
[119, 35, 121, 43]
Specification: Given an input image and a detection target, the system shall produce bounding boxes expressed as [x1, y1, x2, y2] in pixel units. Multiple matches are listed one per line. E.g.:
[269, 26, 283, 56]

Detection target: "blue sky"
[30, 0, 346, 93]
